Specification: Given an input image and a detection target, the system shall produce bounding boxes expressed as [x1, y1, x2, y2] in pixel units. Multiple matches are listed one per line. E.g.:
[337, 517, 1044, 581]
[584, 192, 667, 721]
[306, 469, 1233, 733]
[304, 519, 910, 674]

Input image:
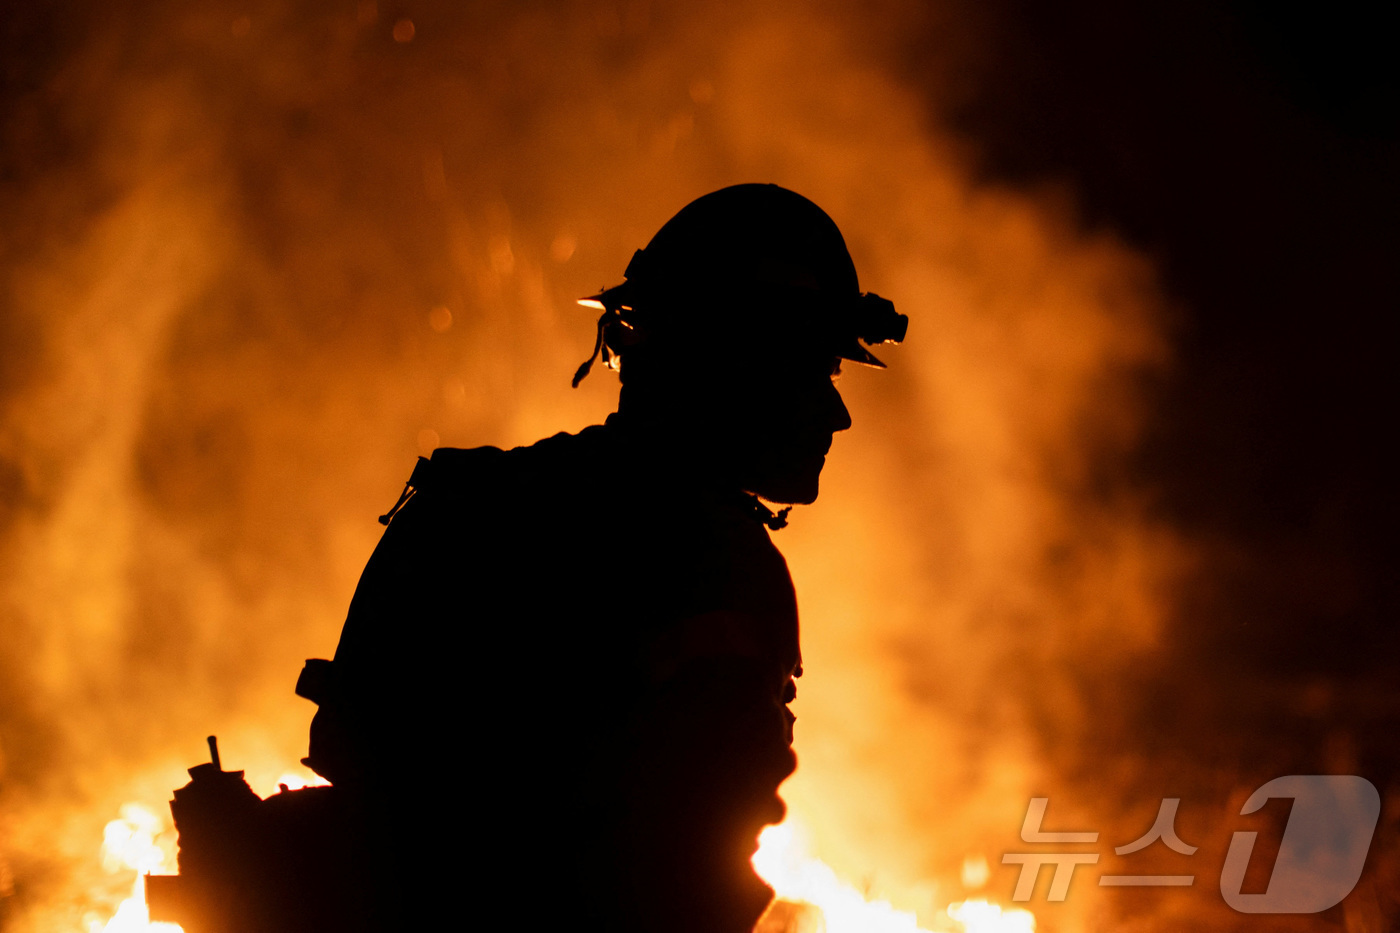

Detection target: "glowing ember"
[93, 804, 182, 933]
[753, 821, 1035, 933]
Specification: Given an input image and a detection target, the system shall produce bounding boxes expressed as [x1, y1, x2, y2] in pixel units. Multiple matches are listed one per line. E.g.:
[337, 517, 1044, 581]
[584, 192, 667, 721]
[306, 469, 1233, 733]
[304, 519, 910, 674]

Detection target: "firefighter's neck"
[610, 393, 753, 494]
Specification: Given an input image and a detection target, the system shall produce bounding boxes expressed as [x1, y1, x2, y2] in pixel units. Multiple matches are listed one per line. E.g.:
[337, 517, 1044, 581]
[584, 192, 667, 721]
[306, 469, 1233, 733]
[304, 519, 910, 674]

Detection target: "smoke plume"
[5, 2, 1383, 931]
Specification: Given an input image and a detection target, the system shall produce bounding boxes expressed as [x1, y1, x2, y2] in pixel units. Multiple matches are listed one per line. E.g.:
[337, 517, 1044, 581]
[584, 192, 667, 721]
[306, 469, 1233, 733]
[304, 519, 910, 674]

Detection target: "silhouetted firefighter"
[149, 184, 905, 932]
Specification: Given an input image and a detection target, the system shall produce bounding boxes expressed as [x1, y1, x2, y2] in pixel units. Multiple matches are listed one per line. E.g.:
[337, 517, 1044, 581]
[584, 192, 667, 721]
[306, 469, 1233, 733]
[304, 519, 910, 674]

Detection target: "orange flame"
[93, 805, 181, 933]
[2, 1, 1192, 929]
[754, 818, 1035, 933]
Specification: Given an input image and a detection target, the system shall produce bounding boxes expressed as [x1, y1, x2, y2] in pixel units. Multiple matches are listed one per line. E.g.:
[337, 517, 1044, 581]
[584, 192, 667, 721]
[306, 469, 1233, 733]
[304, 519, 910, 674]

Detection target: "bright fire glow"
[946, 899, 1036, 933]
[753, 821, 1035, 933]
[93, 804, 182, 933]
[2, 0, 1194, 927]
[271, 769, 331, 793]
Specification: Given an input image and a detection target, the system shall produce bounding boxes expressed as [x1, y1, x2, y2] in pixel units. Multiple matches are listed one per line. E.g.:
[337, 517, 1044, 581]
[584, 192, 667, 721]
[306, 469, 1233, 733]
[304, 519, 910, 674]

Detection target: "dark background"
[927, 9, 1400, 900]
[932, 0, 1398, 682]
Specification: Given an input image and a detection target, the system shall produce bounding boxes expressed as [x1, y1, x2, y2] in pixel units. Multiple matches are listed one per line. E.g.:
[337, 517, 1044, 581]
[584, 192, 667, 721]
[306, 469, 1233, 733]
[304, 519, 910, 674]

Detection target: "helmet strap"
[571, 310, 612, 388]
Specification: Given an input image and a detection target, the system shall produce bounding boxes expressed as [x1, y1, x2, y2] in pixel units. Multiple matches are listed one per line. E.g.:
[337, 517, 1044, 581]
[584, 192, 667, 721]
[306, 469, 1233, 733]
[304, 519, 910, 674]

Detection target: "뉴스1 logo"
[1001, 775, 1380, 914]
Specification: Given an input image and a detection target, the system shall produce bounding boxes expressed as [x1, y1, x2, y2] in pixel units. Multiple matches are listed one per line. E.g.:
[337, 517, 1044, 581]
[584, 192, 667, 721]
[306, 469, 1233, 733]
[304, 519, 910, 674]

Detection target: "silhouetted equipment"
[374, 457, 432, 527]
[318, 424, 805, 933]
[146, 737, 373, 933]
[146, 736, 253, 929]
[574, 183, 906, 385]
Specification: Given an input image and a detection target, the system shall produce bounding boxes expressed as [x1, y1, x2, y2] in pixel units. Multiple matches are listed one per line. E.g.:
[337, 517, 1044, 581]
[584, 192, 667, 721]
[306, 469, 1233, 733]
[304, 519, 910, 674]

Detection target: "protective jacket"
[308, 415, 802, 932]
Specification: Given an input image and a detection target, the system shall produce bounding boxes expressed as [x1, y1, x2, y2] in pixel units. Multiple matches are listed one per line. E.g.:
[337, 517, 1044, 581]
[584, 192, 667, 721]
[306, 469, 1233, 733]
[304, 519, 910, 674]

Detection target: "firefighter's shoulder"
[381, 424, 613, 520]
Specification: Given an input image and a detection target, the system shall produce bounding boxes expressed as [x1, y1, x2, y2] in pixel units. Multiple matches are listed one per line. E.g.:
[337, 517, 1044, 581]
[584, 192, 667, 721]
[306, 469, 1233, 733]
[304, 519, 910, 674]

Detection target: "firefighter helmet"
[573, 184, 906, 386]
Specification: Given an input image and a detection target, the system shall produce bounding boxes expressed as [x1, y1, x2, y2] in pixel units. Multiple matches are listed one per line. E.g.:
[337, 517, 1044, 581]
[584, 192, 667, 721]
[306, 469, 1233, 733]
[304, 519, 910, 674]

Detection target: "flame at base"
[90, 769, 326, 933]
[91, 874, 183, 933]
[91, 795, 1030, 933]
[753, 821, 1035, 933]
[93, 804, 183, 933]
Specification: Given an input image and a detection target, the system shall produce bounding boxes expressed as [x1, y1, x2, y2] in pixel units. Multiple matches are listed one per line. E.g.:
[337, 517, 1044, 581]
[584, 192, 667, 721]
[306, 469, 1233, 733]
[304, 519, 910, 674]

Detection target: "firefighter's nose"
[830, 385, 852, 433]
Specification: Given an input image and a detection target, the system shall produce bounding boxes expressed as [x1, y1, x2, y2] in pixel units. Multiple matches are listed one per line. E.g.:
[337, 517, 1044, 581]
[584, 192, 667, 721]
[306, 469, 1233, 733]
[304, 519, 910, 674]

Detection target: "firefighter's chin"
[747, 456, 825, 506]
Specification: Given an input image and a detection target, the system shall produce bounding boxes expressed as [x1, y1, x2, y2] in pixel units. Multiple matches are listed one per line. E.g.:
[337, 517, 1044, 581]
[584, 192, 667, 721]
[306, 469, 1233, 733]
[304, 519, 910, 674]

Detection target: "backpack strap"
[376, 456, 433, 526]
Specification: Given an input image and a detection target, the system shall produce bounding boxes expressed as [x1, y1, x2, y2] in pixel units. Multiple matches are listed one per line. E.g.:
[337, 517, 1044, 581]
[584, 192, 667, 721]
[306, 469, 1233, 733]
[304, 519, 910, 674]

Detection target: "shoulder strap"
[376, 456, 434, 526]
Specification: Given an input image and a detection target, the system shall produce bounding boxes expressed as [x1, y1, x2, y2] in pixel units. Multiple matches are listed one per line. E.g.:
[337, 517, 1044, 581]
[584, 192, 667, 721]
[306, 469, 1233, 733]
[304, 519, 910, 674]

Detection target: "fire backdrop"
[1, 1, 1395, 931]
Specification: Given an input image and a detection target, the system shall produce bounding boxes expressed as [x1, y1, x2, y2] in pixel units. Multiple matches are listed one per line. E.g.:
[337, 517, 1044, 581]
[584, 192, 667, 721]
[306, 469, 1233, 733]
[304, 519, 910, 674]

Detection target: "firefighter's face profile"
[617, 285, 859, 503]
[724, 349, 853, 505]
